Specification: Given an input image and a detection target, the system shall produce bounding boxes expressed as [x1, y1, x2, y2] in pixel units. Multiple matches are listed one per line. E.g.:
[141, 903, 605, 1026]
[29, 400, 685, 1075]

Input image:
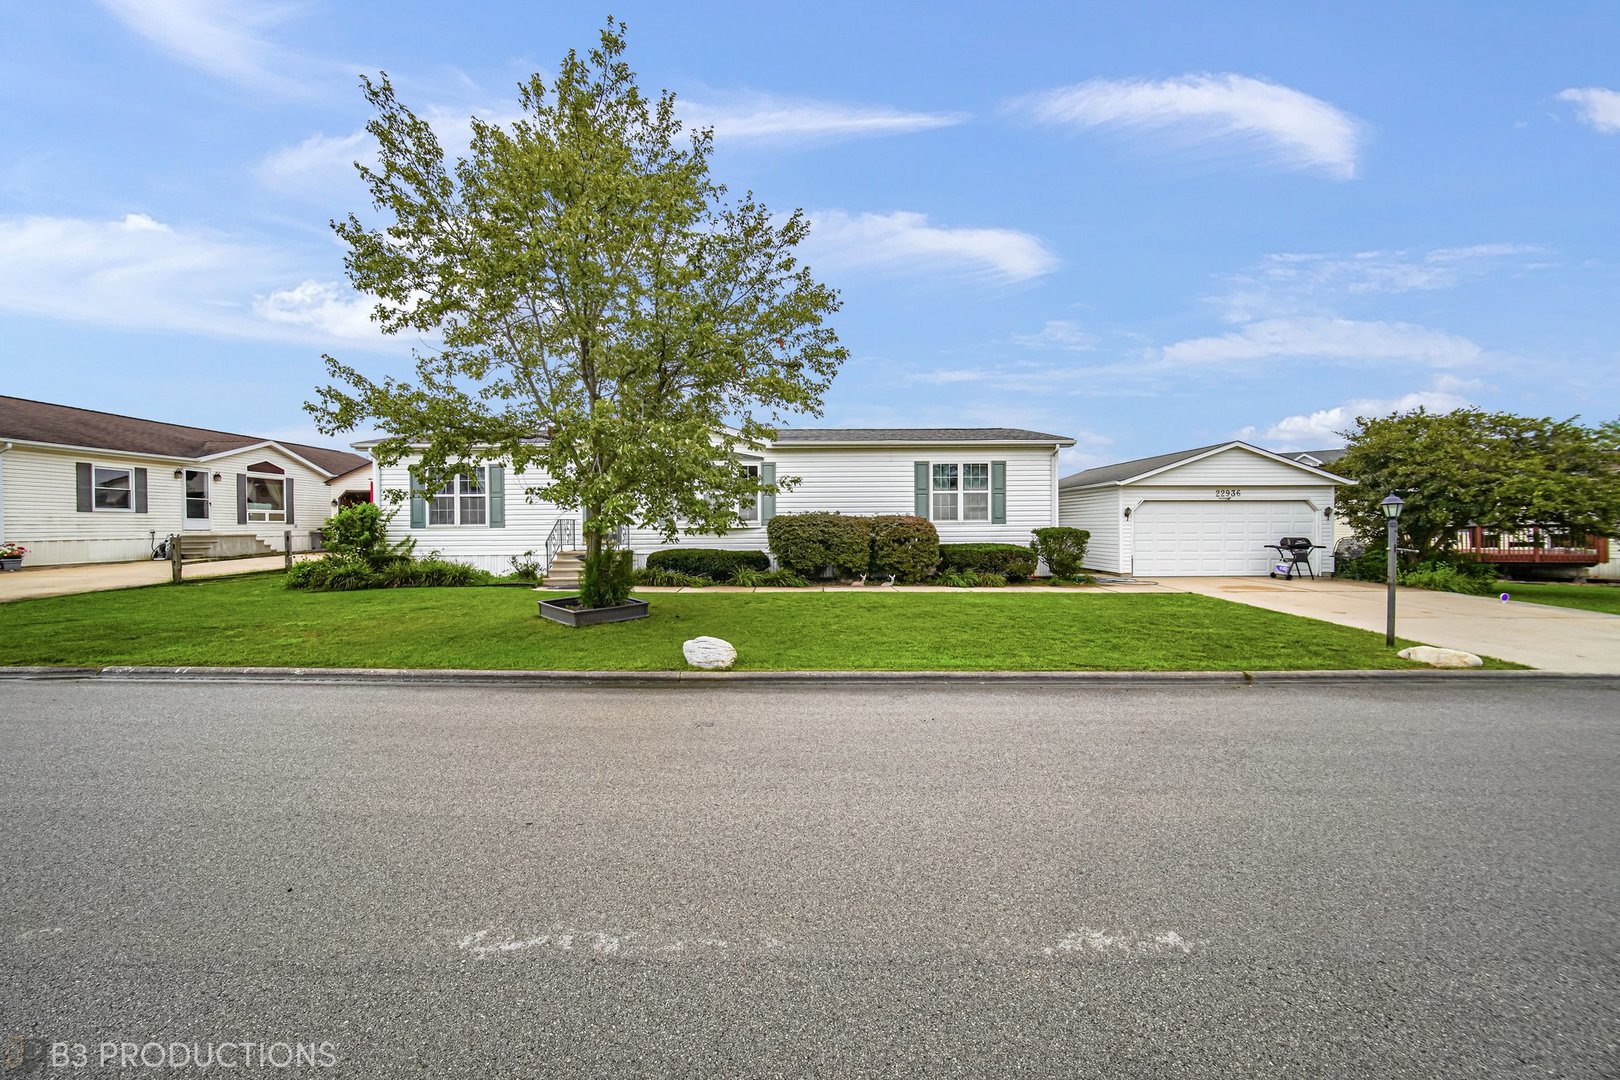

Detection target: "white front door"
[1132, 500, 1318, 576]
[183, 469, 211, 530]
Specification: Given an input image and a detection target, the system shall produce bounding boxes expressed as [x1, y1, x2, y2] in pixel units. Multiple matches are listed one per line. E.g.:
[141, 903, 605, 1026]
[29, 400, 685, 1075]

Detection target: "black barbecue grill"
[1265, 536, 1324, 580]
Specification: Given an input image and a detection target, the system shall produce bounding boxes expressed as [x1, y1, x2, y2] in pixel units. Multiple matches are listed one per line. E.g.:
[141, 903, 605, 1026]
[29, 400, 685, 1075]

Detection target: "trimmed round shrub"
[938, 542, 1036, 580]
[869, 515, 940, 582]
[645, 547, 770, 581]
[1031, 527, 1090, 579]
[766, 512, 869, 579]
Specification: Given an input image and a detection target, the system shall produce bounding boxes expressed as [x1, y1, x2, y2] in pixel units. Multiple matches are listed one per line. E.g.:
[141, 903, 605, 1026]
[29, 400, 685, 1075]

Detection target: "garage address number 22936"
[1214, 488, 1242, 500]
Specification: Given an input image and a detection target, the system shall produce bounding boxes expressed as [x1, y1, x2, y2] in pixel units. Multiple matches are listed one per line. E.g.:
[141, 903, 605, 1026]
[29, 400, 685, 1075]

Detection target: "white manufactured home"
[0, 396, 370, 566]
[362, 427, 1076, 574]
[1059, 441, 1351, 577]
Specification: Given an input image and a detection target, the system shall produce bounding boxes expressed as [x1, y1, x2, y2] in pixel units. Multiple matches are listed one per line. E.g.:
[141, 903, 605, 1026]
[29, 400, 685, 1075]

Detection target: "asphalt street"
[2, 676, 1618, 1078]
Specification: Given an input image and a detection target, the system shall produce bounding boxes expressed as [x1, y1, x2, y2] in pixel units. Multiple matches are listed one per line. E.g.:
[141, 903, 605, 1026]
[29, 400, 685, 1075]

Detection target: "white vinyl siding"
[1057, 485, 1124, 573]
[377, 443, 1062, 572]
[379, 457, 573, 574]
[0, 444, 339, 566]
[1059, 444, 1340, 578]
[621, 444, 1060, 559]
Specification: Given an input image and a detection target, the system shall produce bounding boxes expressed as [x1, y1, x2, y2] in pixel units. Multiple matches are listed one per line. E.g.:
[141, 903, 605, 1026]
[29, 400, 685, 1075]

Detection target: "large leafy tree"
[306, 20, 845, 580]
[1334, 408, 1620, 561]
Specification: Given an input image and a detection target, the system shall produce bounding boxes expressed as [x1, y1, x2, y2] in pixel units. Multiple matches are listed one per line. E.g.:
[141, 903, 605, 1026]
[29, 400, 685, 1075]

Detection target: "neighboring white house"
[359, 427, 1076, 573]
[1059, 441, 1350, 577]
[0, 396, 370, 566]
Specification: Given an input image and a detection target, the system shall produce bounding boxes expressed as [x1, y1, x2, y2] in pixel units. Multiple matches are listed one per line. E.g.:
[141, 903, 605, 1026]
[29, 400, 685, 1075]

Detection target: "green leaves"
[1335, 408, 1620, 561]
[306, 18, 846, 557]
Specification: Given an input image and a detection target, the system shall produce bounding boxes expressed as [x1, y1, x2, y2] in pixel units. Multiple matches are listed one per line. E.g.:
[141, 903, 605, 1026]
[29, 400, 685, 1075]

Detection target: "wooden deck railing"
[1454, 527, 1608, 565]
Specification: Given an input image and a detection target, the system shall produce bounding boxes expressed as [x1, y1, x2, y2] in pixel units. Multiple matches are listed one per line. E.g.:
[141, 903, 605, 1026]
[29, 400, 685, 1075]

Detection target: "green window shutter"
[914, 462, 930, 518]
[284, 476, 295, 525]
[236, 474, 248, 525]
[760, 462, 776, 522]
[75, 462, 92, 512]
[487, 465, 505, 528]
[991, 461, 1007, 524]
[408, 471, 426, 529]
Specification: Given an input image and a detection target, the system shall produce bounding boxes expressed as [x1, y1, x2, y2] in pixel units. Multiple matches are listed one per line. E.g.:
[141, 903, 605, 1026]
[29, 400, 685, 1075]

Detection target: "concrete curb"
[0, 665, 1612, 687]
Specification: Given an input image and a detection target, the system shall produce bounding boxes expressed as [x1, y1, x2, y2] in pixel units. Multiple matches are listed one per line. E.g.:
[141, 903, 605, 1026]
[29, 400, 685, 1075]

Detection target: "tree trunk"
[583, 501, 604, 561]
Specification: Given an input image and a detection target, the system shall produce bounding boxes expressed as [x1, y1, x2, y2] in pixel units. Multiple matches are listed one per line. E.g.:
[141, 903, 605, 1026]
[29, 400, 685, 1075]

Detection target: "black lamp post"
[1380, 494, 1405, 646]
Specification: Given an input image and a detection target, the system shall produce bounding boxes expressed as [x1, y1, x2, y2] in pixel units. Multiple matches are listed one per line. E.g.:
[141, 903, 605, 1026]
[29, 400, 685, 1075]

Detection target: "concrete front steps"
[179, 534, 277, 562]
[543, 550, 585, 589]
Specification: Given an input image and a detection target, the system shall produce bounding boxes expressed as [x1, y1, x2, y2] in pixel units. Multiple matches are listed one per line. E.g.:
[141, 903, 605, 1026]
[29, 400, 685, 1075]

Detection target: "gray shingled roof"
[1062, 441, 1353, 489]
[0, 396, 369, 477]
[774, 427, 1074, 446]
[1284, 447, 1347, 465]
[1059, 443, 1227, 489]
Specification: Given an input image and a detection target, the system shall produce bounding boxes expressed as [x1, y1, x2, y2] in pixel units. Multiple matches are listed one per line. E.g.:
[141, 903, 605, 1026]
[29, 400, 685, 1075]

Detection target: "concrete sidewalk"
[0, 554, 309, 603]
[1154, 576, 1620, 674]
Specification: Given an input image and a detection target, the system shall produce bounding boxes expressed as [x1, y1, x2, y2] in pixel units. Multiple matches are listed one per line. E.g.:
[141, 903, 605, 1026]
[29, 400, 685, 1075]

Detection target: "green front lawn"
[0, 572, 1463, 672]
[1497, 580, 1620, 616]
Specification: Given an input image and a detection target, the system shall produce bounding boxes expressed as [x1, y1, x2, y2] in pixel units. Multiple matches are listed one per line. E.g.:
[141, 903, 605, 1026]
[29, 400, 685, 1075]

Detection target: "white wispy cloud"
[96, 0, 319, 96]
[1012, 319, 1098, 352]
[1558, 87, 1620, 133]
[1158, 316, 1483, 370]
[803, 210, 1058, 283]
[1014, 73, 1363, 179]
[683, 94, 967, 144]
[0, 213, 392, 348]
[1237, 377, 1480, 449]
[1216, 243, 1545, 322]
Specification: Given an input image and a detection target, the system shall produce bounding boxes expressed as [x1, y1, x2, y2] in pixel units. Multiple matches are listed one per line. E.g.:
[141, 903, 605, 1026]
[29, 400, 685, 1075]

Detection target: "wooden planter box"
[538, 596, 650, 627]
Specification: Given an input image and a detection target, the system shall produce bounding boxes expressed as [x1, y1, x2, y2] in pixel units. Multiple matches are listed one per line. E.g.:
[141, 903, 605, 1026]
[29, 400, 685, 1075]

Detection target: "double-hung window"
[931, 462, 990, 522]
[429, 471, 486, 526]
[93, 466, 134, 511]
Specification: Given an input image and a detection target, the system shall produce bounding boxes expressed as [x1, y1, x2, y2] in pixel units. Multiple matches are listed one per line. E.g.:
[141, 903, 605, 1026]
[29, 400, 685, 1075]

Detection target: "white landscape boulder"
[682, 636, 737, 670]
[1398, 646, 1484, 669]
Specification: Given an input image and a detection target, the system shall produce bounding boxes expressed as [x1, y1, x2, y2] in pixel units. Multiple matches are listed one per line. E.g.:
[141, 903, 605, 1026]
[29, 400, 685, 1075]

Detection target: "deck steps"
[178, 534, 277, 561]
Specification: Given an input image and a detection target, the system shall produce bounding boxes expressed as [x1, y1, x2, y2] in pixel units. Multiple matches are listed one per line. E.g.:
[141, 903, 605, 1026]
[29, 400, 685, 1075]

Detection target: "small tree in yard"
[306, 21, 845, 605]
[1334, 408, 1620, 563]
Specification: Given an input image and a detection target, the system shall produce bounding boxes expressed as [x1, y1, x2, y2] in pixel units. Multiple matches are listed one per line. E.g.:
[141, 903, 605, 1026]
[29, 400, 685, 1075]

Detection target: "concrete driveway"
[1155, 576, 1620, 673]
[0, 554, 308, 603]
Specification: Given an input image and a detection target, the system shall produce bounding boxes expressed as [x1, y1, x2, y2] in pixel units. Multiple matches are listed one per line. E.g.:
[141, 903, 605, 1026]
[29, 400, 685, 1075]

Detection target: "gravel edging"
[0, 665, 1611, 687]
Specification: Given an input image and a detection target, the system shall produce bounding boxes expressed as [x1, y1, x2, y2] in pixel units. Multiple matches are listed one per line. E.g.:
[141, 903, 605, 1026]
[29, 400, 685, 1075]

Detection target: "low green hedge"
[287, 554, 494, 591]
[1031, 527, 1090, 579]
[645, 547, 771, 581]
[938, 543, 1037, 580]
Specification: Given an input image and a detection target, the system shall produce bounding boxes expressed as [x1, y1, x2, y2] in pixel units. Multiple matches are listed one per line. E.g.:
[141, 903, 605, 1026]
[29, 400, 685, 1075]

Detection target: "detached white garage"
[1058, 442, 1350, 577]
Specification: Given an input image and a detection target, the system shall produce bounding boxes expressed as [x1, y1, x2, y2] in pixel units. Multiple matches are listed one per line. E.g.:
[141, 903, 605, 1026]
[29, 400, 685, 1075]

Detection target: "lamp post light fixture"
[1380, 494, 1405, 646]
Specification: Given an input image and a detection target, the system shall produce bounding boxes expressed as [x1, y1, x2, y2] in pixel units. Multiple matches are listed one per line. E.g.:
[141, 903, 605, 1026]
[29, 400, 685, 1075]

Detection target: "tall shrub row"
[765, 512, 942, 582]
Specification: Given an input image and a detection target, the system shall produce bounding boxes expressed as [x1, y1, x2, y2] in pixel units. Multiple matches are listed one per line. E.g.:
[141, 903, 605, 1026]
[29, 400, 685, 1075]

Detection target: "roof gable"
[1061, 441, 1350, 489]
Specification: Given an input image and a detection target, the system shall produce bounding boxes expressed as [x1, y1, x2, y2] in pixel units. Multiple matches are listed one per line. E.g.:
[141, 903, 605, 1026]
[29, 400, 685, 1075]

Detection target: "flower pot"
[538, 596, 650, 627]
[0, 558, 21, 572]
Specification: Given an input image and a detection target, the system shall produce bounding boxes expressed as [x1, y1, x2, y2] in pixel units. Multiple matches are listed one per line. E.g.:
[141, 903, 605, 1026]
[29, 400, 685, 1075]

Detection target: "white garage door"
[1131, 500, 1318, 576]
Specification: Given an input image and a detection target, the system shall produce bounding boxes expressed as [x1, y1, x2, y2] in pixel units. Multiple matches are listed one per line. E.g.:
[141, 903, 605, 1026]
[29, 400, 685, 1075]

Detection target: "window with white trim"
[245, 475, 286, 523]
[739, 464, 760, 523]
[93, 466, 134, 511]
[931, 462, 990, 522]
[429, 471, 486, 526]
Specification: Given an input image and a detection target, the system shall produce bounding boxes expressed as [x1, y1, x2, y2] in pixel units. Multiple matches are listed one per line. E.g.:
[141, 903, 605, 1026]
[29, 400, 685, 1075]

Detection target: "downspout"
[0, 442, 11, 544]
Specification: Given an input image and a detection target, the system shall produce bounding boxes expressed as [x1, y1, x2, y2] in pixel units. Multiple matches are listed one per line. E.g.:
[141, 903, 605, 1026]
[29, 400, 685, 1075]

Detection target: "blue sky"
[2, 2, 1617, 472]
